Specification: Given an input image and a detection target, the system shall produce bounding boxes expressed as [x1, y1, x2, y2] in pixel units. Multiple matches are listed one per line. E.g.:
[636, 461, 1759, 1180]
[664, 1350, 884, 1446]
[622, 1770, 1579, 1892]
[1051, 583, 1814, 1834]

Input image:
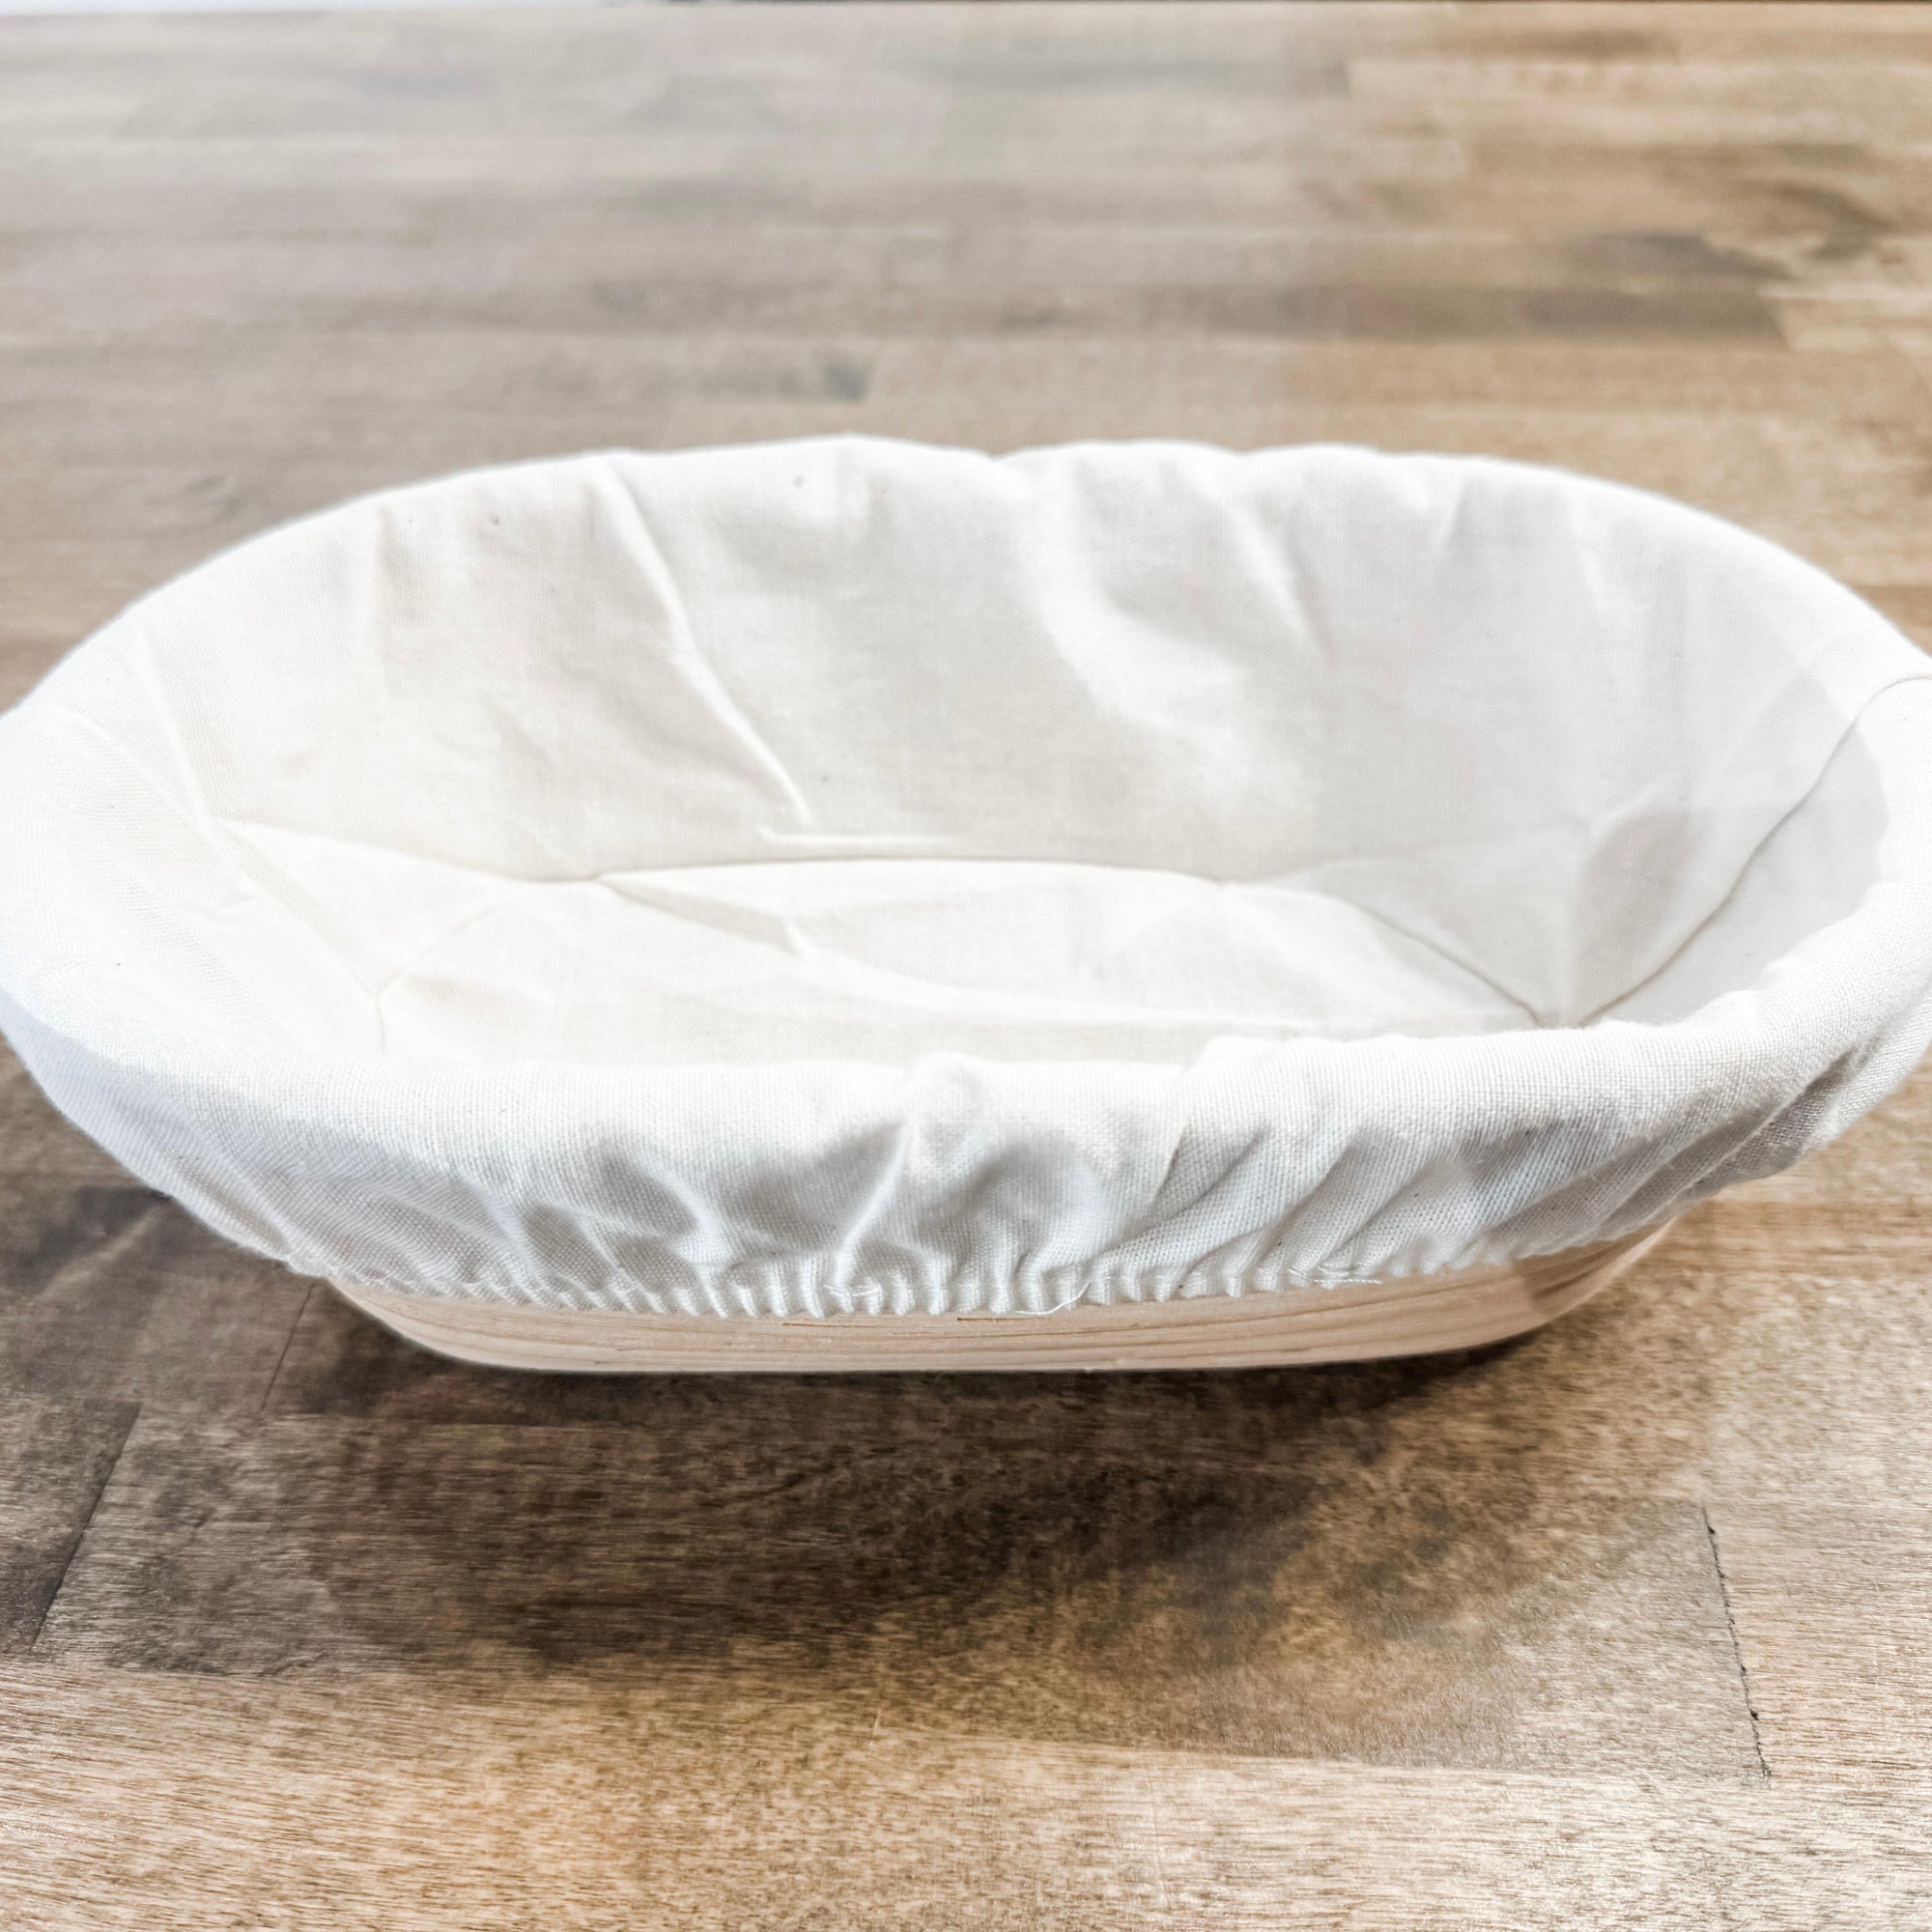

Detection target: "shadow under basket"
[4, 439, 1932, 1373]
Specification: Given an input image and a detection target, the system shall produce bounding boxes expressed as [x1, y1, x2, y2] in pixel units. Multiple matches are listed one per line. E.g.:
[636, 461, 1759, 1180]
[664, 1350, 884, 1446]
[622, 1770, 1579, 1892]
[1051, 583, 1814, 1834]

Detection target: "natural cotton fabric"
[2, 438, 1930, 1316]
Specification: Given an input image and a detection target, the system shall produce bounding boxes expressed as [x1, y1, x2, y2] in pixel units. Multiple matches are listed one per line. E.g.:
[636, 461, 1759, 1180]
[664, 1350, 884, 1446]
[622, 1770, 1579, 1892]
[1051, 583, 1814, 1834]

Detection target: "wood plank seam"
[1703, 1504, 1771, 1782]
[22, 1398, 137, 1659]
[257, 1280, 315, 1419]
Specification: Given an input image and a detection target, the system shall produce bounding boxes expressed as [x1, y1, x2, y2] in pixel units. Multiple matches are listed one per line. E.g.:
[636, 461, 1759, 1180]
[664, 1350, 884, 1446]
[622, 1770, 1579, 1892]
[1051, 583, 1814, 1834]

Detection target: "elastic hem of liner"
[303, 1236, 1649, 1322]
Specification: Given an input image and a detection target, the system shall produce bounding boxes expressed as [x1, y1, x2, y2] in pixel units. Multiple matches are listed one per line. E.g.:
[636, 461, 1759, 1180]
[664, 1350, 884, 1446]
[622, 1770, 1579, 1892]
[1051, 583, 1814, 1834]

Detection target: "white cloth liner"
[2, 438, 1930, 1317]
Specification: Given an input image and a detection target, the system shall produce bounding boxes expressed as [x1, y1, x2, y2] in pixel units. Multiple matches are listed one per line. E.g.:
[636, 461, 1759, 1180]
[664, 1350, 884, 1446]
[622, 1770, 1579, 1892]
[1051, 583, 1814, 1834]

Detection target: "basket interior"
[12, 440, 1908, 1065]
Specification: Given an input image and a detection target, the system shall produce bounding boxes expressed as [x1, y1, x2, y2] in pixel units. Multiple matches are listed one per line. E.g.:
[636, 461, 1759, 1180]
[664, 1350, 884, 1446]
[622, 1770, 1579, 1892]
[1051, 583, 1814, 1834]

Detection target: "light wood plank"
[0, 1662, 1926, 1932]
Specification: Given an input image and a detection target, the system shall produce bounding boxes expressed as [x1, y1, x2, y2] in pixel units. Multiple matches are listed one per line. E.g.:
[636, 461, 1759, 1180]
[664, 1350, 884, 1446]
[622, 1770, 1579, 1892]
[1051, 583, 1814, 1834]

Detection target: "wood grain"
[4, 3, 1932, 1923]
[0, 1665, 1924, 1932]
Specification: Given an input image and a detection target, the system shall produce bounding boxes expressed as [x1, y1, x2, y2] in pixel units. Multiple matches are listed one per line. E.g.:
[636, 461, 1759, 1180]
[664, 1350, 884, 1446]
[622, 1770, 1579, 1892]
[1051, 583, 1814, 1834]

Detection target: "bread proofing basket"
[4, 439, 1931, 1372]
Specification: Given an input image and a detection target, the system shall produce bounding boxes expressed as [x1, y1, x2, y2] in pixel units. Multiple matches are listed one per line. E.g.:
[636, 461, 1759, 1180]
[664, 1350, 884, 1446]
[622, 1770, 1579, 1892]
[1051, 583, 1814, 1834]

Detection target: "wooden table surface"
[4, 4, 1932, 1924]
